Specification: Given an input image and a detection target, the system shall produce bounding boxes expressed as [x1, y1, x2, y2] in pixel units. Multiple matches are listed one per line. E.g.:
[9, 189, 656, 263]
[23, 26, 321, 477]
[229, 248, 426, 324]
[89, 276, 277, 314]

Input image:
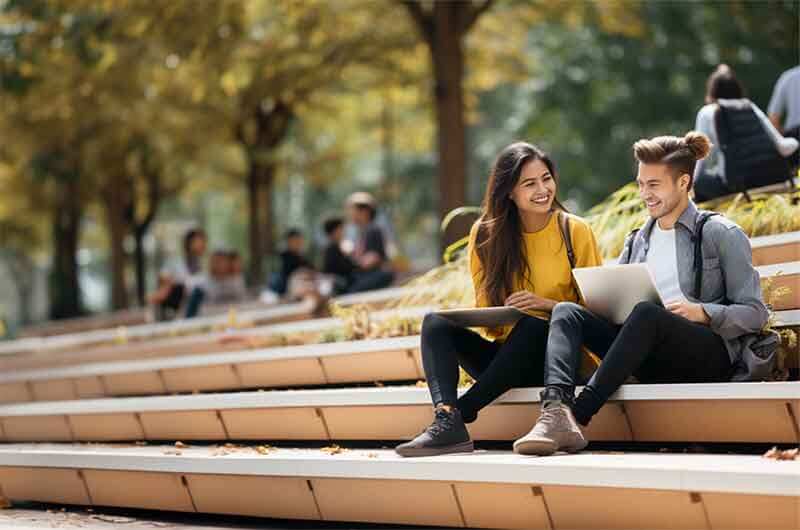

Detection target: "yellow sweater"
[469, 211, 603, 341]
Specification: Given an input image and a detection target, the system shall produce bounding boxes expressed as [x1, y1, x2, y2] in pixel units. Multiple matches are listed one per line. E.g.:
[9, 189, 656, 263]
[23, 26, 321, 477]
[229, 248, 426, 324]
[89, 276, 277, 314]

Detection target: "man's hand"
[666, 301, 710, 325]
[505, 291, 556, 312]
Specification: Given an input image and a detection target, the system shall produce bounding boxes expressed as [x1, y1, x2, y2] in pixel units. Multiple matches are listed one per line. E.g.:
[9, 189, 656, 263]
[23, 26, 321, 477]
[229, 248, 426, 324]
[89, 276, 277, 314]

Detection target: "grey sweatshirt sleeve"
[701, 226, 769, 339]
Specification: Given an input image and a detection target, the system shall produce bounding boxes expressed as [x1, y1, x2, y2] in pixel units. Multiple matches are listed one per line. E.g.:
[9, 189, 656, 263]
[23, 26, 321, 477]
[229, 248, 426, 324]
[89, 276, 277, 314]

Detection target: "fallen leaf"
[0, 496, 11, 509]
[174, 441, 188, 449]
[367, 452, 379, 458]
[255, 445, 275, 455]
[321, 444, 347, 455]
[763, 446, 799, 460]
[373, 381, 384, 387]
[163, 450, 182, 455]
[415, 380, 428, 388]
[135, 441, 147, 446]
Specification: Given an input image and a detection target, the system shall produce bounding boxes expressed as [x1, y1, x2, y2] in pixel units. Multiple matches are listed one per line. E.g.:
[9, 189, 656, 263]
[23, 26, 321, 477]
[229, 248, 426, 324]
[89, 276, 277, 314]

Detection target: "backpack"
[625, 212, 781, 380]
[695, 100, 793, 202]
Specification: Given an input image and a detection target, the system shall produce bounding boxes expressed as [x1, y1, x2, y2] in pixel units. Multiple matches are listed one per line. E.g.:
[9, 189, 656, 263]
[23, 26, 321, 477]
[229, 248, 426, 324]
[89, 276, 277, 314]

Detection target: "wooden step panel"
[68, 413, 145, 442]
[753, 243, 800, 267]
[1, 415, 73, 442]
[703, 492, 798, 529]
[161, 365, 241, 394]
[139, 410, 227, 441]
[624, 400, 797, 443]
[321, 350, 421, 384]
[0, 383, 33, 404]
[0, 467, 90, 505]
[455, 482, 551, 530]
[323, 405, 431, 440]
[237, 358, 327, 389]
[82, 470, 195, 512]
[186, 474, 321, 520]
[220, 407, 329, 440]
[544, 485, 708, 530]
[30, 379, 76, 402]
[101, 372, 167, 397]
[765, 273, 800, 311]
[312, 478, 463, 527]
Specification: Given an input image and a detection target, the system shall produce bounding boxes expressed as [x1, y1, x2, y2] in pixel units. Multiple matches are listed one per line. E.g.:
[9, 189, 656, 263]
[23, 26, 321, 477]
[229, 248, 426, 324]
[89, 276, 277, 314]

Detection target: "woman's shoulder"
[560, 211, 594, 236]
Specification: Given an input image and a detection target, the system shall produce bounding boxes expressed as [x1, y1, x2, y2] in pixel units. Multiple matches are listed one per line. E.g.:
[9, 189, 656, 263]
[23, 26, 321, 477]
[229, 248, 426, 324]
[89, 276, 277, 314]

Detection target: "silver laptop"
[572, 263, 663, 325]
[434, 306, 526, 327]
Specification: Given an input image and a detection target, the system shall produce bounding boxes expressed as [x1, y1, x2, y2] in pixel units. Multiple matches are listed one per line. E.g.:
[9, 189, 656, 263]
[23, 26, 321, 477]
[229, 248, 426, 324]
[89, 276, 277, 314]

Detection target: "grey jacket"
[618, 201, 778, 381]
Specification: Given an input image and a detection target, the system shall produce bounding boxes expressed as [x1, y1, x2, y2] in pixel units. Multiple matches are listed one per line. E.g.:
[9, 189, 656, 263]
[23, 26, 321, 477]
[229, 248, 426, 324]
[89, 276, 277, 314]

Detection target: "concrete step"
[0, 337, 423, 404]
[0, 382, 797, 445]
[0, 444, 795, 529]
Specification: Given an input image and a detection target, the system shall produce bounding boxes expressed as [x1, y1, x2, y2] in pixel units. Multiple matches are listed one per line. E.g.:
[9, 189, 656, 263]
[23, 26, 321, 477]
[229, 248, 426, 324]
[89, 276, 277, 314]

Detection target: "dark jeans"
[545, 301, 732, 426]
[421, 313, 547, 423]
[184, 287, 205, 318]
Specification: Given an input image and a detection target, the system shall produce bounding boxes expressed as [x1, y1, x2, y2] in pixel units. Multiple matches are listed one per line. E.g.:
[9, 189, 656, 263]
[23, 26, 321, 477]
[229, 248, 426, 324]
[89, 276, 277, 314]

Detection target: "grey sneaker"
[513, 399, 587, 456]
[395, 407, 474, 457]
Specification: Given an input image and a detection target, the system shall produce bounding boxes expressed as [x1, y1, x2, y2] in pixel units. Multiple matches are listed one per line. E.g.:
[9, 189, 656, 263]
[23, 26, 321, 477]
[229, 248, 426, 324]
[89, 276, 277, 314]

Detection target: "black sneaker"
[395, 407, 474, 457]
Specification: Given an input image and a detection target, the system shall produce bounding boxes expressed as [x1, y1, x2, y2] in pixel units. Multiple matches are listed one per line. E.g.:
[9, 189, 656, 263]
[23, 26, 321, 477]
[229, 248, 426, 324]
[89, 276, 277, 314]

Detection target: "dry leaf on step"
[321, 444, 347, 455]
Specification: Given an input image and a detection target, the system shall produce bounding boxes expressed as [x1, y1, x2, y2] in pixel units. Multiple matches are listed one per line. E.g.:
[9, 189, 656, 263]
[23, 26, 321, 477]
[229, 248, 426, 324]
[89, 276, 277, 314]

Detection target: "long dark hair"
[183, 228, 207, 274]
[475, 142, 566, 307]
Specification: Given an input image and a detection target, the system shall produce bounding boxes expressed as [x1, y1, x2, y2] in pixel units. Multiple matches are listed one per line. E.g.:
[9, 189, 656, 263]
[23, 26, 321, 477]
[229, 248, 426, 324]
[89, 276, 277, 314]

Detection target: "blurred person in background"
[692, 64, 798, 201]
[345, 192, 395, 293]
[149, 228, 207, 321]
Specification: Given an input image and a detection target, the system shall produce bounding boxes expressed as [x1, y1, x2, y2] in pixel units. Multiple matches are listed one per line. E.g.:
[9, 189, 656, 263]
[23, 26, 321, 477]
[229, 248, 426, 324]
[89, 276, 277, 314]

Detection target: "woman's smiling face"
[509, 158, 557, 217]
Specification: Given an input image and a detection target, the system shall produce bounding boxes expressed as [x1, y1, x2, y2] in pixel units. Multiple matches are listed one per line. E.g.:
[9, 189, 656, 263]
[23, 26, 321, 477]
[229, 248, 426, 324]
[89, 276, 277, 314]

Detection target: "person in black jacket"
[269, 228, 314, 296]
[345, 192, 394, 293]
[321, 217, 358, 294]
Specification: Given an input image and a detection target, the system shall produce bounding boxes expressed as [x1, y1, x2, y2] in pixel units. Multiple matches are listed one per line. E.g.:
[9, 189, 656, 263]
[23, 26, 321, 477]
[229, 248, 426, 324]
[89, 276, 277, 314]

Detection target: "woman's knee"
[422, 313, 457, 338]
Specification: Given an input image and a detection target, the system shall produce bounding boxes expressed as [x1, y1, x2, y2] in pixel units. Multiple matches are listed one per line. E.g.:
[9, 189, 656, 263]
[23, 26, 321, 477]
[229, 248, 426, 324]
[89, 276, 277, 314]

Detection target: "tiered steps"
[1, 231, 798, 529]
[751, 231, 800, 267]
[0, 444, 796, 529]
[0, 336, 423, 404]
[0, 383, 797, 444]
[1, 307, 796, 405]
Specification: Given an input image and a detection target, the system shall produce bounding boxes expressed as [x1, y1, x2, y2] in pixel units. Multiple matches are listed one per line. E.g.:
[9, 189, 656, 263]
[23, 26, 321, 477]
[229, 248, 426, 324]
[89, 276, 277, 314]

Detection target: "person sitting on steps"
[395, 141, 603, 458]
[514, 131, 776, 457]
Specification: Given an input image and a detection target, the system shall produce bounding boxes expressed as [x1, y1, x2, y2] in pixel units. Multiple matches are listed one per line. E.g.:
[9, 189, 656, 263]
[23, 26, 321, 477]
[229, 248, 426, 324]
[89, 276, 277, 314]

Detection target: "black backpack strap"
[693, 211, 720, 298]
[623, 228, 640, 263]
[557, 210, 576, 269]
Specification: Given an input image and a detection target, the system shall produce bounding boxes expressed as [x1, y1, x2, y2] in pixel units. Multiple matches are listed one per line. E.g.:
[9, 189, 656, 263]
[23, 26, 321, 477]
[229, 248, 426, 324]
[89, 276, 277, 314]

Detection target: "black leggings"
[420, 313, 548, 423]
[544, 301, 732, 425]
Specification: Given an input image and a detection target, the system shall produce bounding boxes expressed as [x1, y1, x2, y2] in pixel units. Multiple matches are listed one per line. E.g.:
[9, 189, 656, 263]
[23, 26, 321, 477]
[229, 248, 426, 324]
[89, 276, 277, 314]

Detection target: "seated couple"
[396, 131, 776, 458]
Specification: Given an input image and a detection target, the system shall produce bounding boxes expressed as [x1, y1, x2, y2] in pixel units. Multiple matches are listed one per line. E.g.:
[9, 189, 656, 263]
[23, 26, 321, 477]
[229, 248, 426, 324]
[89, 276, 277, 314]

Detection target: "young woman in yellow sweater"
[396, 142, 603, 457]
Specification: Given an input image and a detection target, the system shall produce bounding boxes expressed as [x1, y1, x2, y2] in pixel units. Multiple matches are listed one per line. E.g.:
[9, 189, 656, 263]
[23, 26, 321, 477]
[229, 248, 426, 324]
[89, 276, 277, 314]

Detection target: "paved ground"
[0, 504, 438, 530]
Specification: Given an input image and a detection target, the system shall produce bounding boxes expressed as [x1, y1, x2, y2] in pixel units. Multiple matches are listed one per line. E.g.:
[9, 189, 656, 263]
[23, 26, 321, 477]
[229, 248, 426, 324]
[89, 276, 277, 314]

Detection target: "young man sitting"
[514, 131, 776, 456]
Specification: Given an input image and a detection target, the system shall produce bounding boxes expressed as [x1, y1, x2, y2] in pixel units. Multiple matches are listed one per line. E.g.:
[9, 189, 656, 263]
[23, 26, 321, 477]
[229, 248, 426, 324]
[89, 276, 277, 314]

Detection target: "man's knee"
[550, 301, 585, 325]
[628, 301, 664, 322]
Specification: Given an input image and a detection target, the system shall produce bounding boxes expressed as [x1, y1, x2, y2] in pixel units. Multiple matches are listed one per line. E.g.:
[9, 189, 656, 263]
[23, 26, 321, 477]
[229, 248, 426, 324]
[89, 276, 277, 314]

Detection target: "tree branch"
[463, 0, 494, 32]
[400, 0, 434, 46]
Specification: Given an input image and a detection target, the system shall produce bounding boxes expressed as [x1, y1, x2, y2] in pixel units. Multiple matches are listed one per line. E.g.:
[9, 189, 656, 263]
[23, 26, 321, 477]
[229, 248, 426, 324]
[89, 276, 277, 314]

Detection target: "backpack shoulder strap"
[624, 228, 640, 263]
[557, 210, 576, 269]
[693, 211, 720, 298]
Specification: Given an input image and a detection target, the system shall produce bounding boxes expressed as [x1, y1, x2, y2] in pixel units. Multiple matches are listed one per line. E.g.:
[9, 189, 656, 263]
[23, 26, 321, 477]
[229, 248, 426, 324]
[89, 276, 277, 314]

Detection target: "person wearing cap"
[345, 191, 395, 293]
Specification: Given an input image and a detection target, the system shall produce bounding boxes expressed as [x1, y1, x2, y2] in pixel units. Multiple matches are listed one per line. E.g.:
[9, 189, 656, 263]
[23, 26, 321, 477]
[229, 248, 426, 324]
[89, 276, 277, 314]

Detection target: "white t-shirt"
[646, 222, 686, 304]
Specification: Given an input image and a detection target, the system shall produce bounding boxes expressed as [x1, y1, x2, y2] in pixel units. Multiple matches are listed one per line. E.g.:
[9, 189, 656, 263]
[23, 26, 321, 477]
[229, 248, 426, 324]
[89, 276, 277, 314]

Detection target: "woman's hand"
[504, 290, 556, 312]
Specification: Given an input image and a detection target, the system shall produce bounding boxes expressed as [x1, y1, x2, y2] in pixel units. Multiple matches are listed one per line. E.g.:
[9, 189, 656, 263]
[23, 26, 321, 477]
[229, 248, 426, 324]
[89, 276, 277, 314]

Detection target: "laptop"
[434, 306, 526, 328]
[571, 263, 664, 325]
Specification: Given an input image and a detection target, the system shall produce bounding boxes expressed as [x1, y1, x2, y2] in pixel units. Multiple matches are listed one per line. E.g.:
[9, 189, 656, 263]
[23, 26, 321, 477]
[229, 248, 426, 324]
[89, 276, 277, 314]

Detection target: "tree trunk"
[247, 160, 276, 285]
[239, 101, 293, 286]
[430, 3, 470, 248]
[104, 181, 130, 311]
[247, 160, 264, 286]
[133, 226, 147, 306]
[49, 181, 83, 319]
